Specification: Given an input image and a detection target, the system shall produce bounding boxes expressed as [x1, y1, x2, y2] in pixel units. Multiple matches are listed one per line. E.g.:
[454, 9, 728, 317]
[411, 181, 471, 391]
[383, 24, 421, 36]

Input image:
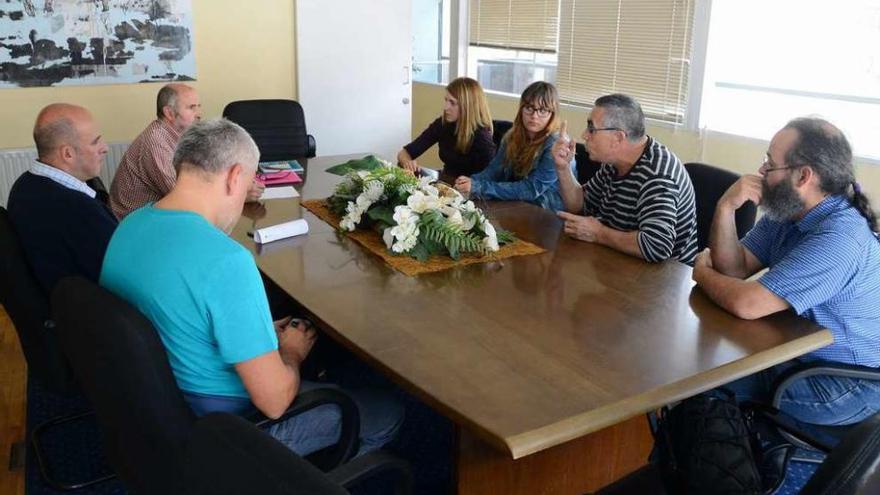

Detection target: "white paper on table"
[261, 186, 300, 200]
[253, 218, 309, 244]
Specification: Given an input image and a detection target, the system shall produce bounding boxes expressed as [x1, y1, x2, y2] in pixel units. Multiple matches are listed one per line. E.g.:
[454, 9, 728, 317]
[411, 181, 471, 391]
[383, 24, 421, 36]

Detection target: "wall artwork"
[0, 0, 195, 88]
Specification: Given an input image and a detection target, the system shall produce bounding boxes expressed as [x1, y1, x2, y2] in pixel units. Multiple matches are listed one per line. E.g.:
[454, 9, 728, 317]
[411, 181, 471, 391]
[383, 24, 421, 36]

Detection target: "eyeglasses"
[760, 156, 797, 173]
[522, 104, 552, 118]
[586, 120, 623, 135]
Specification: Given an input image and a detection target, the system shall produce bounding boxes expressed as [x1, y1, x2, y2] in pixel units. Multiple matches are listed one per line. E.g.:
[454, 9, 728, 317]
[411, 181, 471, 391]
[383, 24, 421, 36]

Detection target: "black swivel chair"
[0, 206, 114, 490]
[186, 412, 413, 495]
[491, 119, 513, 150]
[684, 162, 758, 250]
[51, 277, 363, 494]
[596, 411, 880, 495]
[768, 363, 880, 452]
[223, 99, 317, 159]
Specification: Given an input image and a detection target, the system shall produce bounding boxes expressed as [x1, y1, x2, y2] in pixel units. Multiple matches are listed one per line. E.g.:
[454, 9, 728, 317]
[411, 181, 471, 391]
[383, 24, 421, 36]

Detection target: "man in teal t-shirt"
[101, 119, 401, 456]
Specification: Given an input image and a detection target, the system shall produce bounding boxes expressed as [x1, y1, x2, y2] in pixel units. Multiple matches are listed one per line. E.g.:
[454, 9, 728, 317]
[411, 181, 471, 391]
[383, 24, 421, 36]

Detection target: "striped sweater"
[582, 137, 698, 264]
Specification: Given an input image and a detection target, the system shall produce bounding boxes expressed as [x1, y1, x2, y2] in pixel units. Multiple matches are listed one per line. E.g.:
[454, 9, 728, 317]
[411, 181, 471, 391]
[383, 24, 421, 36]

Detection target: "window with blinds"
[469, 0, 560, 53]
[556, 0, 695, 124]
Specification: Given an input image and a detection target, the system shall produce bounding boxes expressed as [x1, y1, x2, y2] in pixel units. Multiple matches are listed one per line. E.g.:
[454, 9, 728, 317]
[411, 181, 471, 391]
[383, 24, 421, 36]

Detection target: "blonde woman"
[454, 81, 574, 211]
[398, 77, 496, 184]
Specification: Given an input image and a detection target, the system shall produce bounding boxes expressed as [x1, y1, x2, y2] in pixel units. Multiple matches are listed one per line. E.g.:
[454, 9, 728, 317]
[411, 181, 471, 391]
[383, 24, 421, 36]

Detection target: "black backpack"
[652, 391, 791, 495]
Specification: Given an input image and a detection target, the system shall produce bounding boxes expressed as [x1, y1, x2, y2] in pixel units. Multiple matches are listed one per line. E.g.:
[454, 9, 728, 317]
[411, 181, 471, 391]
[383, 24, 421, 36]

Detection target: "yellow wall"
[412, 82, 880, 204]
[0, 0, 296, 149]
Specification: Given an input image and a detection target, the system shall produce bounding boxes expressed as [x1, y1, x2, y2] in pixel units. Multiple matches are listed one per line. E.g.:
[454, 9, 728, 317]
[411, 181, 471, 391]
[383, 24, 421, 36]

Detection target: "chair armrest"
[327, 450, 413, 495]
[307, 135, 316, 158]
[246, 387, 360, 469]
[772, 362, 880, 407]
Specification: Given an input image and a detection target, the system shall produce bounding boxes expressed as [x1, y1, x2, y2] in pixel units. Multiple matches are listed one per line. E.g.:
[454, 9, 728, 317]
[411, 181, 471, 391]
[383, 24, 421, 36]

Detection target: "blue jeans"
[185, 380, 404, 457]
[722, 359, 880, 426]
[264, 380, 404, 456]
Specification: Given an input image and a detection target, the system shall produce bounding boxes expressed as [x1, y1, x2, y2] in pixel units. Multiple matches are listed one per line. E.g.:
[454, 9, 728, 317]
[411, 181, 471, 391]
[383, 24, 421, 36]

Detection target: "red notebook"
[256, 170, 302, 186]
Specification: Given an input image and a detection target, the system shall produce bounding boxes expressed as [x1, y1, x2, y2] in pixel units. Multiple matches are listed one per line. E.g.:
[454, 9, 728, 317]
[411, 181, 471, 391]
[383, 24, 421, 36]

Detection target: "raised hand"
[552, 120, 576, 170]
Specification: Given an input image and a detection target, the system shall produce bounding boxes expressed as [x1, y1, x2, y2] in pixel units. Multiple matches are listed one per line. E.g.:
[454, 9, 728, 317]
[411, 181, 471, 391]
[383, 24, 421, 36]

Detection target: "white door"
[296, 0, 412, 161]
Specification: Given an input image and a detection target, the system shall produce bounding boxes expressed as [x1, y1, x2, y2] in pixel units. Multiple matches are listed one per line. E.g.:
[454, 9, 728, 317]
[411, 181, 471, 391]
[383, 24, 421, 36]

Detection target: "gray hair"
[594, 93, 646, 142]
[172, 119, 259, 176]
[783, 117, 876, 232]
[33, 117, 78, 158]
[156, 84, 179, 119]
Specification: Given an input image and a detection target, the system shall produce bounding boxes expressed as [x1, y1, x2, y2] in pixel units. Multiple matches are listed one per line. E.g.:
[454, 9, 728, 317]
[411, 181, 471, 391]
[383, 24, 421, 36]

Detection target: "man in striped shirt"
[553, 94, 698, 264]
[693, 118, 880, 425]
[109, 84, 263, 219]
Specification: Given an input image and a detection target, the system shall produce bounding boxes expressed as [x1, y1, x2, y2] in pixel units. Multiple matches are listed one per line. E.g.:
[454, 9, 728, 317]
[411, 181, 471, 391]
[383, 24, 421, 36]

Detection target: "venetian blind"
[556, 0, 695, 124]
[469, 0, 560, 53]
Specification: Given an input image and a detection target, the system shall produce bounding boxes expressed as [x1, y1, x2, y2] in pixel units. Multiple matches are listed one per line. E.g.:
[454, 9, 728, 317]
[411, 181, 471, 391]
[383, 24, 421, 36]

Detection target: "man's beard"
[761, 176, 805, 221]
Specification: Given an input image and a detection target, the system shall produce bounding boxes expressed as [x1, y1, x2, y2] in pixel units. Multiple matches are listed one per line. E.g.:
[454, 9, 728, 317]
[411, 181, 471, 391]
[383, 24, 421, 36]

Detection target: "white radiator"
[0, 142, 129, 207]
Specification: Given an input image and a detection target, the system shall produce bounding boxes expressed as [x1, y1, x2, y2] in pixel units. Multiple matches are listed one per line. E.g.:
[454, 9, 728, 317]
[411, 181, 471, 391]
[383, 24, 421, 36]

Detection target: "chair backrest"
[801, 412, 880, 495]
[186, 413, 349, 495]
[491, 119, 513, 150]
[223, 99, 314, 160]
[684, 162, 758, 250]
[0, 207, 75, 392]
[52, 276, 196, 495]
[575, 143, 602, 185]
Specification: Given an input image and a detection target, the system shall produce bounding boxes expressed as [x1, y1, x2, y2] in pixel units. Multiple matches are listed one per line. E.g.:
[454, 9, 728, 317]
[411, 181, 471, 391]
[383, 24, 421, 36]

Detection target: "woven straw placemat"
[302, 199, 546, 276]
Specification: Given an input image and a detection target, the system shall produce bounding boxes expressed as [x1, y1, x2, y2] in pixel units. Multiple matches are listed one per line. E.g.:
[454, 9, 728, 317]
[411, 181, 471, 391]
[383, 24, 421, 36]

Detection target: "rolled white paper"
[253, 218, 309, 244]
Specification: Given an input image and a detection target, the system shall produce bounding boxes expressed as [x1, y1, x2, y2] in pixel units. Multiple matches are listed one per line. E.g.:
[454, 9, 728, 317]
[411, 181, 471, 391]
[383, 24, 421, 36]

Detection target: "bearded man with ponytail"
[693, 117, 880, 425]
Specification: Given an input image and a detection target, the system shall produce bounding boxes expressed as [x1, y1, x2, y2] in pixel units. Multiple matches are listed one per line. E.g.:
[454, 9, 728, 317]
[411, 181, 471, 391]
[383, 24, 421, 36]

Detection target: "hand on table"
[557, 211, 603, 243]
[454, 176, 472, 195]
[400, 159, 419, 175]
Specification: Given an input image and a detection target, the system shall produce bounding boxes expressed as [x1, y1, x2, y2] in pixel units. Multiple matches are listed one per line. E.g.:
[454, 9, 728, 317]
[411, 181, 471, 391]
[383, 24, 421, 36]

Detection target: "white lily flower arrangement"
[327, 163, 514, 261]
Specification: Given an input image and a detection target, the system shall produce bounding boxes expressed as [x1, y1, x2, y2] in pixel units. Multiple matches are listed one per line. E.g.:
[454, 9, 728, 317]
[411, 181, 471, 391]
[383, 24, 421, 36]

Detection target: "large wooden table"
[232, 155, 832, 494]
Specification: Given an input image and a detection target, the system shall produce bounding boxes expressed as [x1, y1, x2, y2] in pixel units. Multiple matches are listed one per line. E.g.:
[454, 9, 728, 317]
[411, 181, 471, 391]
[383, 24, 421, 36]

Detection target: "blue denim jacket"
[469, 133, 575, 212]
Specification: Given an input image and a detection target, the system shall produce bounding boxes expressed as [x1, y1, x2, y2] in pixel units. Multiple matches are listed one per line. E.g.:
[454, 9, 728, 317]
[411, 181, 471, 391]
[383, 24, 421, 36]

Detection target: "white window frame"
[435, 0, 880, 166]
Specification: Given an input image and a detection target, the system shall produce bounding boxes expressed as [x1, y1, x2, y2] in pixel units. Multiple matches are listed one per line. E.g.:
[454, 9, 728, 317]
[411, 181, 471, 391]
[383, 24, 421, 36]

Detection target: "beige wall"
[0, 0, 296, 149]
[412, 82, 880, 204]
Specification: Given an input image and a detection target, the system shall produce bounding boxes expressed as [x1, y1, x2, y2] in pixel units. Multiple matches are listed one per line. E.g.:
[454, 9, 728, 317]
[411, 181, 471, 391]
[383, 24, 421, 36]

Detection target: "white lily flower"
[421, 184, 439, 198]
[362, 180, 384, 202]
[418, 175, 435, 188]
[482, 219, 499, 252]
[461, 212, 477, 231]
[440, 206, 464, 227]
[382, 227, 394, 249]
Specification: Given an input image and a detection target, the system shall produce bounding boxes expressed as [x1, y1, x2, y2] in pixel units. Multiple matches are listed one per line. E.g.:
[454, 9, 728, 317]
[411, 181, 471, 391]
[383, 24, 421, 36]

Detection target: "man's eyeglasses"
[760, 156, 797, 173]
[522, 105, 552, 118]
[586, 120, 623, 135]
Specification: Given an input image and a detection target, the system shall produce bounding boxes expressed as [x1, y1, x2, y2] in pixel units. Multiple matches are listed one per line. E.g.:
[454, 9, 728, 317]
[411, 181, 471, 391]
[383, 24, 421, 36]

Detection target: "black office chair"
[0, 206, 114, 490]
[186, 412, 413, 495]
[51, 276, 362, 493]
[595, 411, 880, 495]
[223, 99, 317, 159]
[491, 119, 512, 150]
[769, 362, 880, 452]
[575, 143, 602, 185]
[684, 162, 758, 250]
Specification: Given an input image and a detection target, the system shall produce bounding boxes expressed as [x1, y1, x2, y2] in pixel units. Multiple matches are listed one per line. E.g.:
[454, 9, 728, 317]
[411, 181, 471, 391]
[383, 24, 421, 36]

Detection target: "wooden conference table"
[232, 154, 832, 494]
